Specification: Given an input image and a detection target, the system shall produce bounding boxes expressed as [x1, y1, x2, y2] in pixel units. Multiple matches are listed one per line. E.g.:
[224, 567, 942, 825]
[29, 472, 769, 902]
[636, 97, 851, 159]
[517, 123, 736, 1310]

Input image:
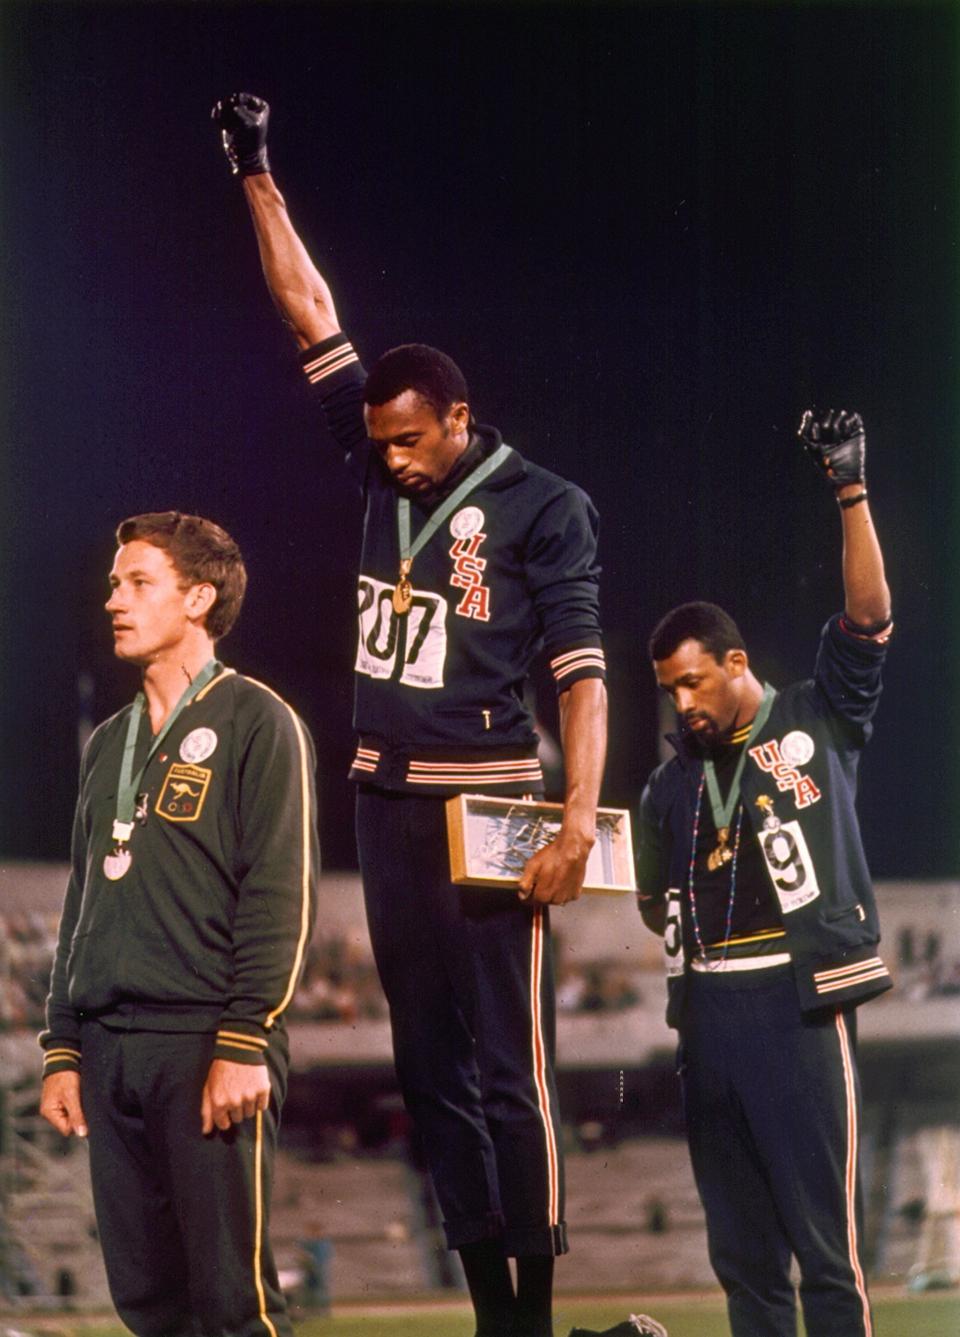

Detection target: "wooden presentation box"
[445, 794, 636, 895]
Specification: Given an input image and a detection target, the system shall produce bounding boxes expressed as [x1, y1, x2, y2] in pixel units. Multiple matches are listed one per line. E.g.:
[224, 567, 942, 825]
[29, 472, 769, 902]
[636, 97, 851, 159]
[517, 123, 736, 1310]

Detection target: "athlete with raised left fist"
[212, 92, 613, 1337]
[636, 409, 892, 1337]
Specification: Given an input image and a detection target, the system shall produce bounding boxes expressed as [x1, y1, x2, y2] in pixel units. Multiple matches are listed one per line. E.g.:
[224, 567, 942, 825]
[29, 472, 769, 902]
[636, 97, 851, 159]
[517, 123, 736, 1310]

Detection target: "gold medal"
[706, 826, 733, 871]
[392, 558, 413, 615]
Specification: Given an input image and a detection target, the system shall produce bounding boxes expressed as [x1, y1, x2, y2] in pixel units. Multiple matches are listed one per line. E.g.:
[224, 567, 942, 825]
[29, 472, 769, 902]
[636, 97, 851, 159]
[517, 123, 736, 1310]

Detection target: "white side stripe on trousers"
[836, 1012, 872, 1337]
[529, 907, 560, 1227]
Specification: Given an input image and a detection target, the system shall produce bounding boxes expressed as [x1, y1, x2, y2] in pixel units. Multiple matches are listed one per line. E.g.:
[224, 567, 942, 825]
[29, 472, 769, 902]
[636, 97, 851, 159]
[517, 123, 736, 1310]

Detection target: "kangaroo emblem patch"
[156, 763, 213, 823]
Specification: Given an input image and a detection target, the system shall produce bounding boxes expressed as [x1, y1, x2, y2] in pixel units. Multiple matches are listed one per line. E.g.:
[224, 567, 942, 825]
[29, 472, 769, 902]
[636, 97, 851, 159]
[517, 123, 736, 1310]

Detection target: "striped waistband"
[405, 757, 544, 786]
[350, 741, 544, 790]
[691, 952, 792, 974]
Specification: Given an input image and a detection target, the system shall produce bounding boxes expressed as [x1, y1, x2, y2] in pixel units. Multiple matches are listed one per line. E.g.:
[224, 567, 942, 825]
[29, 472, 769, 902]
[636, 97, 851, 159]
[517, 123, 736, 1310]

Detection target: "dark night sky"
[2, 1, 957, 874]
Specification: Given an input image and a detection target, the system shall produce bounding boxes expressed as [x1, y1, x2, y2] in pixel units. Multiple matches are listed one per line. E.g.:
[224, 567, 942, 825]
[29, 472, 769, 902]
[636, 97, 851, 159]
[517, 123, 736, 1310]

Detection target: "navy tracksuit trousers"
[679, 967, 873, 1337]
[80, 1021, 290, 1337]
[357, 787, 567, 1257]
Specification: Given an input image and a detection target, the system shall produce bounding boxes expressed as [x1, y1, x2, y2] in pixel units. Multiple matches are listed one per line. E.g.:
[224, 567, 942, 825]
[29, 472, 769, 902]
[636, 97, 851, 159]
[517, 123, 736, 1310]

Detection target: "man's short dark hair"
[364, 343, 470, 420]
[115, 512, 247, 642]
[649, 601, 746, 664]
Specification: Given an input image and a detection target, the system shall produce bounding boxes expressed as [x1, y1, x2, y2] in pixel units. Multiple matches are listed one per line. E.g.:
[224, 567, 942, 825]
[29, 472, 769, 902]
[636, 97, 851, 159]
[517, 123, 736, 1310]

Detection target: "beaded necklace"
[686, 771, 744, 968]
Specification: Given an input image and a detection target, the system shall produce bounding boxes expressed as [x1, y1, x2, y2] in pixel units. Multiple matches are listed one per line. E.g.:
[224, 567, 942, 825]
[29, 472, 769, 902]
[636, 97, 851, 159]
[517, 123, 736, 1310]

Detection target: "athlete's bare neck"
[141, 638, 216, 733]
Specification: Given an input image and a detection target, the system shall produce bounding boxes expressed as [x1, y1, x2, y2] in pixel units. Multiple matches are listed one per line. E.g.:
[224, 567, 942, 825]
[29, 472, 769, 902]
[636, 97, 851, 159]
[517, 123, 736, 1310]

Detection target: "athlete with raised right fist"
[212, 92, 618, 1337]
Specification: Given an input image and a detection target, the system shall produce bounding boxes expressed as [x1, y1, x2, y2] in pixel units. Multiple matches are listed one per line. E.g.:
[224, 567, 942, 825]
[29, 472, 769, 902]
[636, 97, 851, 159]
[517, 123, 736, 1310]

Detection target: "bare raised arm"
[213, 93, 340, 349]
[798, 409, 891, 630]
[242, 174, 340, 348]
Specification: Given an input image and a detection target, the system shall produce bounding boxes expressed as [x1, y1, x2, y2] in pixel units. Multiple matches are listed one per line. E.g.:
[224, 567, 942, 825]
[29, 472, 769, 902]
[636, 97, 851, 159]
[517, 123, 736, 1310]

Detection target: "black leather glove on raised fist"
[798, 409, 866, 489]
[211, 93, 270, 177]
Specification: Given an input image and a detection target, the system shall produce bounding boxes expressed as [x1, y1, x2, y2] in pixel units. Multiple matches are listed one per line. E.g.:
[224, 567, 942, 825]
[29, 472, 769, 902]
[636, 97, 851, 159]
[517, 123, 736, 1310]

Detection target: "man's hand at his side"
[40, 1070, 88, 1138]
[212, 92, 271, 177]
[518, 827, 592, 906]
[201, 1059, 271, 1134]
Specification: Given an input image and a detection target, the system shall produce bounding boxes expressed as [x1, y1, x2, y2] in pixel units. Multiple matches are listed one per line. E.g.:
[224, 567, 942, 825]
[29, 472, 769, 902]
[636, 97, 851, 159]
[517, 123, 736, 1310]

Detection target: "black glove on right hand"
[211, 92, 271, 177]
[798, 408, 866, 489]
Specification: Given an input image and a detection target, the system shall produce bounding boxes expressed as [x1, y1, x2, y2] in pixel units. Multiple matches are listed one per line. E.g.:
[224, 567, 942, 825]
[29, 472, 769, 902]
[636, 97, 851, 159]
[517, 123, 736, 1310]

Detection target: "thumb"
[71, 1093, 89, 1139]
[200, 1082, 213, 1136]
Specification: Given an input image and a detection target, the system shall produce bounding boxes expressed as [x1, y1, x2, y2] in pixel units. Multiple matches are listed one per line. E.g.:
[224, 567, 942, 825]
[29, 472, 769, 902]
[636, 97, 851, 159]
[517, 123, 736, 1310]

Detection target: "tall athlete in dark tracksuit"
[40, 512, 319, 1337]
[636, 412, 892, 1337]
[213, 95, 609, 1337]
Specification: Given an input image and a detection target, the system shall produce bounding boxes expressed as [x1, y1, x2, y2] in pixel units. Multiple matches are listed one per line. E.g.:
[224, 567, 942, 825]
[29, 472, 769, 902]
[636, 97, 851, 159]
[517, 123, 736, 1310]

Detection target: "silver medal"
[103, 846, 132, 881]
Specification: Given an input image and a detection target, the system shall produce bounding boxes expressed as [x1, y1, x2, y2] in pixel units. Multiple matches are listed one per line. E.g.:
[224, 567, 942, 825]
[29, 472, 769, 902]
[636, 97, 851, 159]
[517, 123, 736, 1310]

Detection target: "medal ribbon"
[702, 683, 776, 834]
[396, 443, 513, 576]
[111, 659, 220, 844]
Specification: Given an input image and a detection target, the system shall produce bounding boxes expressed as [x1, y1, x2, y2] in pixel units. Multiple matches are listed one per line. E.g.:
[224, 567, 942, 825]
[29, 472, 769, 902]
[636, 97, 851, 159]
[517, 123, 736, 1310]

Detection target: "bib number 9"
[759, 820, 820, 914]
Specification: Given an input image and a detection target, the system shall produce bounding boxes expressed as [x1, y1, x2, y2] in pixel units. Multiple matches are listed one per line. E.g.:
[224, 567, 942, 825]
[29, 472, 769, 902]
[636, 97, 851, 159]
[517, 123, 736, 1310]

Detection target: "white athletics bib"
[355, 575, 448, 689]
[759, 820, 821, 914]
[662, 888, 684, 977]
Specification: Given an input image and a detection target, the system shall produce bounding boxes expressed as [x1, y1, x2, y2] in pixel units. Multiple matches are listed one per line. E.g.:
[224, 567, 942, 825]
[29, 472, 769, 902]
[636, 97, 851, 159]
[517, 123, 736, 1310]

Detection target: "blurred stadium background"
[2, 866, 958, 1327]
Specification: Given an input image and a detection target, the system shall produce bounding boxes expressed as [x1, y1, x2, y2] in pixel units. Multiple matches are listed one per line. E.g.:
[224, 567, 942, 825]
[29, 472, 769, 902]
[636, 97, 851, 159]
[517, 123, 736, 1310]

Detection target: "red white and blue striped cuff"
[351, 745, 381, 775]
[549, 646, 607, 686]
[813, 957, 891, 996]
[301, 335, 360, 385]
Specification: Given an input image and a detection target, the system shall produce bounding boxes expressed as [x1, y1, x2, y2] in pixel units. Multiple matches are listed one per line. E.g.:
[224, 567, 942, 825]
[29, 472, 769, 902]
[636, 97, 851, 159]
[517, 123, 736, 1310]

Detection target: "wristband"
[838, 491, 868, 510]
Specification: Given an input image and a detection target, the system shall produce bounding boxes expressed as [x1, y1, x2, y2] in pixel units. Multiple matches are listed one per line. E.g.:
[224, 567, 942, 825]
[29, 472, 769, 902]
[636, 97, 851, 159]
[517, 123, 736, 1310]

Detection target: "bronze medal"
[706, 826, 733, 872]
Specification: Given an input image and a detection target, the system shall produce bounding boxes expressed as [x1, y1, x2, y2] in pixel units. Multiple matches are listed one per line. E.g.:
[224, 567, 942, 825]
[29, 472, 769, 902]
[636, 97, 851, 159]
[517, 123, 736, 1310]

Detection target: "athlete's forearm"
[557, 677, 607, 848]
[836, 485, 891, 628]
[241, 174, 341, 349]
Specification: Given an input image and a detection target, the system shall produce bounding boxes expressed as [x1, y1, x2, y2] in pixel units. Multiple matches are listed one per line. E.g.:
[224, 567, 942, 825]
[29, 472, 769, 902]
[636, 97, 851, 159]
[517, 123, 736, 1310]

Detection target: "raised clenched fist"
[211, 92, 271, 177]
[798, 408, 866, 489]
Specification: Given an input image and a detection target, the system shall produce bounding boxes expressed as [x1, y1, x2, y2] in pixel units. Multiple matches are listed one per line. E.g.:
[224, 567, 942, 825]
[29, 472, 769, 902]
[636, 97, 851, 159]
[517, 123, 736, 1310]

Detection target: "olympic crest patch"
[179, 727, 218, 764]
[156, 763, 212, 823]
[450, 506, 485, 539]
[779, 730, 815, 767]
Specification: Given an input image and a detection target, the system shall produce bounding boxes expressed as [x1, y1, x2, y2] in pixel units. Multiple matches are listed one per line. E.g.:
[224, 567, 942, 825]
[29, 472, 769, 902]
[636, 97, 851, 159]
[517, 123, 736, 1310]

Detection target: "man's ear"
[446, 401, 470, 435]
[186, 583, 217, 627]
[724, 648, 749, 680]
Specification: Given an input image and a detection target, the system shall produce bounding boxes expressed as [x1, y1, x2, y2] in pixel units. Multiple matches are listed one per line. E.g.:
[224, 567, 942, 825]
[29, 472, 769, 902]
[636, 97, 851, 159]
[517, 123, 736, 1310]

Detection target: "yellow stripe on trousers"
[253, 1108, 278, 1337]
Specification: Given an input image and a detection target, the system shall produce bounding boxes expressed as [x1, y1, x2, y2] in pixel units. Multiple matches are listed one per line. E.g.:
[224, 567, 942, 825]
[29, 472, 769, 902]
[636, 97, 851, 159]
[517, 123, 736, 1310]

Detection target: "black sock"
[515, 1254, 554, 1337]
[459, 1239, 516, 1336]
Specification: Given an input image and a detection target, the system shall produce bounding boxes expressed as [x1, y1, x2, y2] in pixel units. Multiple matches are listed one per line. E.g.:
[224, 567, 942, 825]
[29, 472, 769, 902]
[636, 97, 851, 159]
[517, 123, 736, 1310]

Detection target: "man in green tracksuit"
[40, 510, 319, 1337]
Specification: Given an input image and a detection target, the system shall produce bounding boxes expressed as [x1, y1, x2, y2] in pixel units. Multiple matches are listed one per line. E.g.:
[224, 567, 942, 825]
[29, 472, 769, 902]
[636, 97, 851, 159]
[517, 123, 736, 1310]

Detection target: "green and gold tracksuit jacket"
[40, 667, 319, 1074]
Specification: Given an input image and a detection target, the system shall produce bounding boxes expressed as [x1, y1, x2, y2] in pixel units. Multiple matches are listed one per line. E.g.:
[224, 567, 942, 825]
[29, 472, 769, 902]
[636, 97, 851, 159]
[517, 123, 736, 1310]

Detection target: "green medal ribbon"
[702, 683, 776, 841]
[111, 659, 221, 846]
[393, 443, 513, 613]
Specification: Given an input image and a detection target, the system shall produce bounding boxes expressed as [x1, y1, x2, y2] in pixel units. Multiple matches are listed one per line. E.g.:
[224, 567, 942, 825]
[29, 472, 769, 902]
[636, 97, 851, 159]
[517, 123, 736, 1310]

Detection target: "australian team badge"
[156, 763, 212, 823]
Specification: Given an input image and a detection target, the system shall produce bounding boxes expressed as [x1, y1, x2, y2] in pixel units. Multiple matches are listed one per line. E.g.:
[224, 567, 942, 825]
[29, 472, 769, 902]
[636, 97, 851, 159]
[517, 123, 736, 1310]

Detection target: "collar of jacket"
[665, 684, 778, 769]
[414, 422, 526, 512]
